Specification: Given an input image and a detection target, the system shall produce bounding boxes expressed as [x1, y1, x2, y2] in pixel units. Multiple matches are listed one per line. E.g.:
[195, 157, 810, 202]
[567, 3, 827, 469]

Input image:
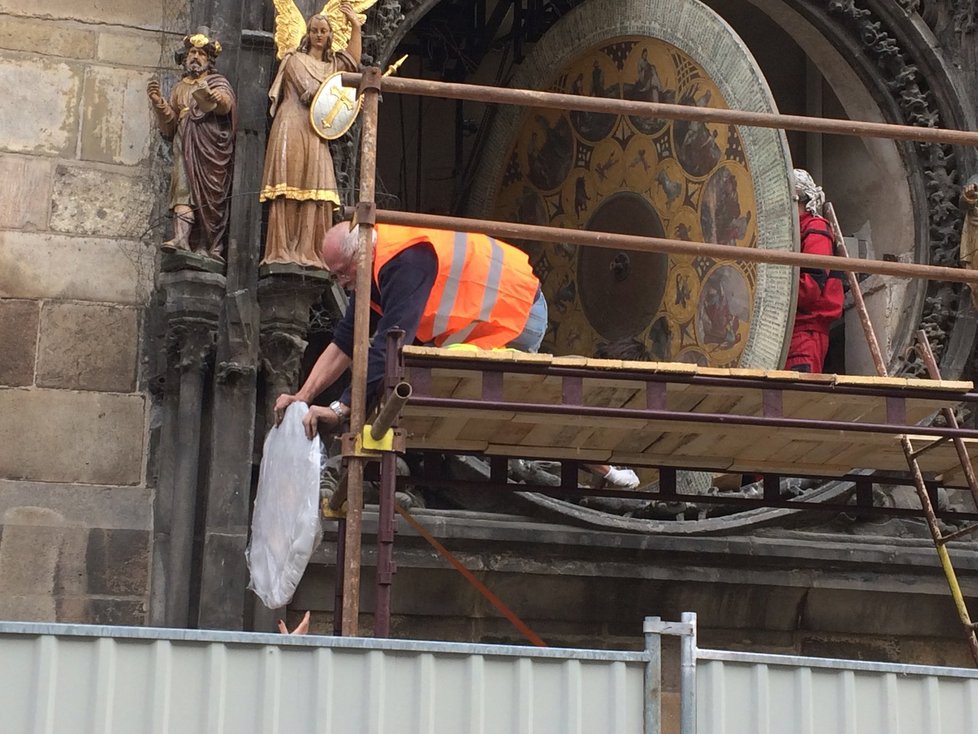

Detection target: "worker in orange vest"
[274, 221, 547, 437]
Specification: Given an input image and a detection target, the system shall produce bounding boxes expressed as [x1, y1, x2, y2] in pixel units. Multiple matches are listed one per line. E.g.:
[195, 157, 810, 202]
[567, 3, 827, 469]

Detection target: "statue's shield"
[310, 72, 361, 140]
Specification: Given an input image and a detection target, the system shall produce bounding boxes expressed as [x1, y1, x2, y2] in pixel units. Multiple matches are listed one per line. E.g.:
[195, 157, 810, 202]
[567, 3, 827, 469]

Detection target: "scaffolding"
[322, 67, 978, 662]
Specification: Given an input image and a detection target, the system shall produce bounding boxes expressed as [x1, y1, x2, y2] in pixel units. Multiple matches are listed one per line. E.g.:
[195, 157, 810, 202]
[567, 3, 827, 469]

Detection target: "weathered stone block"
[0, 506, 84, 595]
[0, 230, 155, 304]
[36, 302, 138, 391]
[0, 479, 152, 530]
[85, 528, 150, 596]
[0, 0, 186, 28]
[58, 596, 146, 625]
[80, 65, 155, 166]
[0, 299, 38, 386]
[0, 154, 52, 229]
[0, 53, 81, 156]
[0, 388, 145, 485]
[49, 164, 156, 238]
[97, 29, 175, 68]
[0, 14, 96, 58]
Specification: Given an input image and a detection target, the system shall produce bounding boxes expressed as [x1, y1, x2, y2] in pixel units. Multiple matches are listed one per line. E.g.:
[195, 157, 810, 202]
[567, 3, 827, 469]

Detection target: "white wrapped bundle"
[246, 402, 323, 609]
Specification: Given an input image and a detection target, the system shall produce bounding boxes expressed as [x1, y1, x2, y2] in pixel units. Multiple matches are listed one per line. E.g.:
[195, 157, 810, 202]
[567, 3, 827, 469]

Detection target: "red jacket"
[794, 211, 844, 332]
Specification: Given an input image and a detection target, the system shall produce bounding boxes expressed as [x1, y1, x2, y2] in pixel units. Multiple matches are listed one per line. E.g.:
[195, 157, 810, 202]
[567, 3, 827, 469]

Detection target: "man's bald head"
[321, 222, 366, 287]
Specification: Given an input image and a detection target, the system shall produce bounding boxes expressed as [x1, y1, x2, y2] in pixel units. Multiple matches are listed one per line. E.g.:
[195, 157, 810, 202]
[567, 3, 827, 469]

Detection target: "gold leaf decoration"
[321, 0, 377, 53]
[272, 0, 307, 60]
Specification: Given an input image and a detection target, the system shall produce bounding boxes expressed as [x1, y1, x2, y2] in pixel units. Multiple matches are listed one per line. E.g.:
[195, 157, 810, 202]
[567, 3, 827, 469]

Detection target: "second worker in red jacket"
[785, 169, 844, 373]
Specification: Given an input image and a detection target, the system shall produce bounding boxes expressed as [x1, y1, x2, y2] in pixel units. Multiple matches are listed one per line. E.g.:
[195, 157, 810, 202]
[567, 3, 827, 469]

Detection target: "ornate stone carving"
[953, 0, 978, 33]
[167, 321, 216, 372]
[361, 0, 404, 66]
[827, 0, 963, 375]
[259, 331, 309, 392]
[258, 273, 332, 418]
[331, 0, 403, 203]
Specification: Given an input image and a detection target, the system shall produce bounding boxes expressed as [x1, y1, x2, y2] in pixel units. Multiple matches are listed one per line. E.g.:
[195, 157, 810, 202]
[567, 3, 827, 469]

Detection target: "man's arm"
[272, 342, 352, 426]
[275, 244, 436, 437]
[336, 244, 437, 408]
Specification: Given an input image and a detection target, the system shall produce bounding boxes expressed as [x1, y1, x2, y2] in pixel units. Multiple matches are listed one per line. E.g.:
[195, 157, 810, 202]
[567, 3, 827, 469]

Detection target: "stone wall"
[0, 4, 184, 623]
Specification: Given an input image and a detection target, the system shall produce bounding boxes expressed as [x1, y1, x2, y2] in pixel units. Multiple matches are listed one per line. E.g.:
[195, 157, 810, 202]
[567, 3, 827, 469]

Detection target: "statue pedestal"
[161, 249, 226, 275]
[259, 262, 332, 280]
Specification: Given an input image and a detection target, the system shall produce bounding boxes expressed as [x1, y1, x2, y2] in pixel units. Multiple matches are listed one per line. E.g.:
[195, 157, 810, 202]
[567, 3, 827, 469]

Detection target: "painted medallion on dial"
[493, 37, 757, 366]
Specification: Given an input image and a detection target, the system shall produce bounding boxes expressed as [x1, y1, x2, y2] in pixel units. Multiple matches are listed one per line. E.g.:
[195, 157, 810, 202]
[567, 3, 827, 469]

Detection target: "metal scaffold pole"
[337, 67, 383, 637]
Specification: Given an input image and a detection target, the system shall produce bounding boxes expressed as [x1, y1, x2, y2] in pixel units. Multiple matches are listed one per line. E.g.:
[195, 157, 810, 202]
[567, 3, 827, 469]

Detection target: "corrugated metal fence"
[2, 619, 978, 733]
[0, 622, 647, 734]
[697, 648, 978, 734]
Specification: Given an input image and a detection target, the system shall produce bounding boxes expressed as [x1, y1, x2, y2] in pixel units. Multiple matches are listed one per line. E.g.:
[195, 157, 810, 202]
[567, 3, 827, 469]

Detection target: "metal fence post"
[680, 611, 698, 734]
[644, 616, 663, 734]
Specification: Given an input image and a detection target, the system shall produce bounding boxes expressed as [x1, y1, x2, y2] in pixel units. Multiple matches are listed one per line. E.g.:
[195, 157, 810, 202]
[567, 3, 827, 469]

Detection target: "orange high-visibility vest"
[371, 223, 540, 348]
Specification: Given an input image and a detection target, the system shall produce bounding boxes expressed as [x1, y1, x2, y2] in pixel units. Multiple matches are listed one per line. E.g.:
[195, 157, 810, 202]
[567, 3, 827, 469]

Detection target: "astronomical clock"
[473, 0, 798, 369]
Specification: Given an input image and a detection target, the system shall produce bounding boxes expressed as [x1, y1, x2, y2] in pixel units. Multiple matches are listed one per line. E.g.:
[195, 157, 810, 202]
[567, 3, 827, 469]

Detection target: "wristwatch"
[328, 400, 349, 421]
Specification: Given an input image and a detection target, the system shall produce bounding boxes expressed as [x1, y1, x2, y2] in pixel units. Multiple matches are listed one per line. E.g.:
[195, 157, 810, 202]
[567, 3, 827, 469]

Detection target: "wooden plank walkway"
[396, 347, 977, 480]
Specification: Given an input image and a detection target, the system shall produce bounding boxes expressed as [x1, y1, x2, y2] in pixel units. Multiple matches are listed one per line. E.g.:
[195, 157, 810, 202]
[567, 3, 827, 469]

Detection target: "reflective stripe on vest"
[432, 231, 469, 339]
[371, 223, 539, 348]
[441, 235, 506, 346]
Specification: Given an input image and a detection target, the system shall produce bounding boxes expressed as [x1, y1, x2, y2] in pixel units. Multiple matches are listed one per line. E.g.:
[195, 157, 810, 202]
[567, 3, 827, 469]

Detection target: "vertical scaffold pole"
[341, 67, 383, 637]
[374, 329, 406, 637]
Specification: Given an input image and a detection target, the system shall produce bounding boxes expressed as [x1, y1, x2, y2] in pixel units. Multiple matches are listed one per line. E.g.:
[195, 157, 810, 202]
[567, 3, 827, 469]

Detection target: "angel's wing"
[272, 0, 306, 60]
[321, 0, 376, 53]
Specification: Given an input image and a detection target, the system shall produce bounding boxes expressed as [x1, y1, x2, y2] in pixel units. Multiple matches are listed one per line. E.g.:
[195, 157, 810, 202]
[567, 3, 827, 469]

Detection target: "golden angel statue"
[259, 0, 374, 269]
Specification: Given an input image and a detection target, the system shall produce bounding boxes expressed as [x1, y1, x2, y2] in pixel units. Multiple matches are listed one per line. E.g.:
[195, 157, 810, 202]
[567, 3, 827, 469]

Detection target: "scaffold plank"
[398, 347, 977, 480]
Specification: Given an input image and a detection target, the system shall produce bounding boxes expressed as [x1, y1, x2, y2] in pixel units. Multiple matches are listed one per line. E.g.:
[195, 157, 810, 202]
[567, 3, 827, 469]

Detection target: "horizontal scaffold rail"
[362, 208, 978, 286]
[340, 72, 978, 148]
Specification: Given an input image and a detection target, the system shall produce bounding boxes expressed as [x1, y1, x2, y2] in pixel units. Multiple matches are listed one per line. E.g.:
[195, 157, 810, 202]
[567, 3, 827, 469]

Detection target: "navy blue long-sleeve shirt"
[333, 243, 437, 405]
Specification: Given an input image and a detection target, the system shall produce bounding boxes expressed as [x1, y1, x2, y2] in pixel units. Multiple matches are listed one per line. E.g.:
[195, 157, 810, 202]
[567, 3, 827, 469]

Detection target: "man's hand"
[273, 393, 301, 426]
[302, 405, 341, 439]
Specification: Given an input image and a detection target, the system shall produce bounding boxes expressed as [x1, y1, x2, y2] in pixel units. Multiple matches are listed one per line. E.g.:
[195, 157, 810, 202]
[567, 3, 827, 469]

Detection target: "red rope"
[395, 504, 547, 647]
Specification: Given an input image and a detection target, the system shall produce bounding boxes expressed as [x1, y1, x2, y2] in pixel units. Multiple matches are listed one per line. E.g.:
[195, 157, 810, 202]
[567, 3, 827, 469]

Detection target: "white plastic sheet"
[246, 402, 323, 609]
